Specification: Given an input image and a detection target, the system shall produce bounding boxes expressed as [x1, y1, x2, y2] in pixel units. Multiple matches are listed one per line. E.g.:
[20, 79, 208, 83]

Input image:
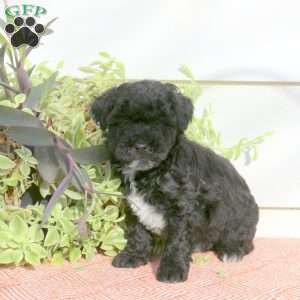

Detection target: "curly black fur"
[91, 80, 259, 283]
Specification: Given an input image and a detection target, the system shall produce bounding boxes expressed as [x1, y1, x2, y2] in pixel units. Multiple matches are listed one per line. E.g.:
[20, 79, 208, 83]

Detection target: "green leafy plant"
[0, 20, 116, 233]
[178, 65, 272, 164]
[0, 50, 127, 264]
[0, 200, 126, 265]
[0, 9, 127, 265]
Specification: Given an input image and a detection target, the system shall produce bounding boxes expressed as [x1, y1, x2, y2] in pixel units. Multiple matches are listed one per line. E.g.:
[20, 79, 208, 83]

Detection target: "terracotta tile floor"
[0, 239, 300, 300]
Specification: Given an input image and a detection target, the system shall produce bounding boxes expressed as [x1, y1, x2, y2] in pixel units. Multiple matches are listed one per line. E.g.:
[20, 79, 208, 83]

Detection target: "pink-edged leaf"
[16, 63, 32, 93]
[6, 126, 55, 146]
[0, 106, 41, 127]
[33, 146, 60, 183]
[70, 144, 110, 164]
[42, 154, 72, 224]
[24, 72, 58, 109]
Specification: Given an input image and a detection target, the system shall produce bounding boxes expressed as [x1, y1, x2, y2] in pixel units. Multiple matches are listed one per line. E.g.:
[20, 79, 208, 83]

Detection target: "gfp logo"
[4, 4, 47, 48]
[5, 4, 47, 18]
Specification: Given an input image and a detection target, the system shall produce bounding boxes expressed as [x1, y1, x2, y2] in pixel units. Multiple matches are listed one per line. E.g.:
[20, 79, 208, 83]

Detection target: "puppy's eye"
[134, 144, 148, 151]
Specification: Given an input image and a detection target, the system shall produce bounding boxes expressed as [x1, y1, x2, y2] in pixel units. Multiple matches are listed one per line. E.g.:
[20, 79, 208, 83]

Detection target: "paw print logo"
[5, 16, 45, 48]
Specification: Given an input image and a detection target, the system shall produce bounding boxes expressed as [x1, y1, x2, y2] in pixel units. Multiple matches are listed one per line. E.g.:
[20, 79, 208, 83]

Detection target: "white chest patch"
[122, 161, 166, 235]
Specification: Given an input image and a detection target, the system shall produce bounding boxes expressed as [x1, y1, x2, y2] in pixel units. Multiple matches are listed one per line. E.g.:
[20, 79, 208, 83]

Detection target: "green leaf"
[64, 189, 83, 200]
[0, 105, 42, 127]
[69, 247, 81, 263]
[0, 31, 12, 52]
[99, 52, 111, 59]
[28, 224, 44, 242]
[11, 249, 23, 264]
[114, 241, 126, 250]
[51, 251, 65, 265]
[0, 154, 16, 170]
[19, 161, 31, 177]
[44, 17, 59, 30]
[182, 83, 202, 102]
[102, 227, 125, 246]
[59, 218, 76, 234]
[179, 65, 195, 80]
[0, 230, 13, 248]
[103, 205, 119, 221]
[9, 215, 28, 237]
[2, 177, 18, 187]
[82, 244, 96, 260]
[252, 146, 258, 161]
[114, 62, 126, 79]
[39, 181, 51, 198]
[56, 60, 64, 69]
[6, 240, 19, 249]
[44, 28, 54, 36]
[70, 145, 110, 164]
[0, 40, 6, 58]
[79, 66, 97, 74]
[60, 234, 70, 247]
[100, 244, 114, 251]
[0, 210, 10, 221]
[27, 156, 38, 165]
[28, 65, 36, 77]
[15, 147, 33, 160]
[0, 100, 15, 107]
[21, 108, 34, 115]
[30, 244, 47, 258]
[0, 249, 22, 264]
[50, 203, 63, 219]
[0, 220, 8, 230]
[25, 72, 58, 109]
[44, 228, 60, 247]
[14, 94, 26, 105]
[24, 247, 40, 265]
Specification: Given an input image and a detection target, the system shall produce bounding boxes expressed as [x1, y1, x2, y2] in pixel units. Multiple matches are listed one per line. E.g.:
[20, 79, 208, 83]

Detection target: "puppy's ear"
[166, 84, 194, 132]
[90, 87, 118, 131]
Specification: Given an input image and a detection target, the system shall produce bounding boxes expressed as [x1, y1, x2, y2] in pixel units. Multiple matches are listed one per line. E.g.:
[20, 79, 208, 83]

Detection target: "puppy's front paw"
[156, 260, 189, 283]
[112, 252, 147, 268]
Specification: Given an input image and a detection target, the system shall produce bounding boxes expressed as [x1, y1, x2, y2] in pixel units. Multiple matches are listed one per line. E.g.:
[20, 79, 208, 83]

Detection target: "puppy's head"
[90, 80, 193, 171]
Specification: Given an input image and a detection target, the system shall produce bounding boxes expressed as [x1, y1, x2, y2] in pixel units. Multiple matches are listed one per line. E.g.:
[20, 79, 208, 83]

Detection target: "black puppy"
[90, 80, 259, 283]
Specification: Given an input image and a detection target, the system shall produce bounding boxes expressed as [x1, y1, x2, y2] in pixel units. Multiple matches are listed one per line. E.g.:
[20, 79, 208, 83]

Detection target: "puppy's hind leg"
[112, 220, 153, 268]
[214, 239, 254, 263]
